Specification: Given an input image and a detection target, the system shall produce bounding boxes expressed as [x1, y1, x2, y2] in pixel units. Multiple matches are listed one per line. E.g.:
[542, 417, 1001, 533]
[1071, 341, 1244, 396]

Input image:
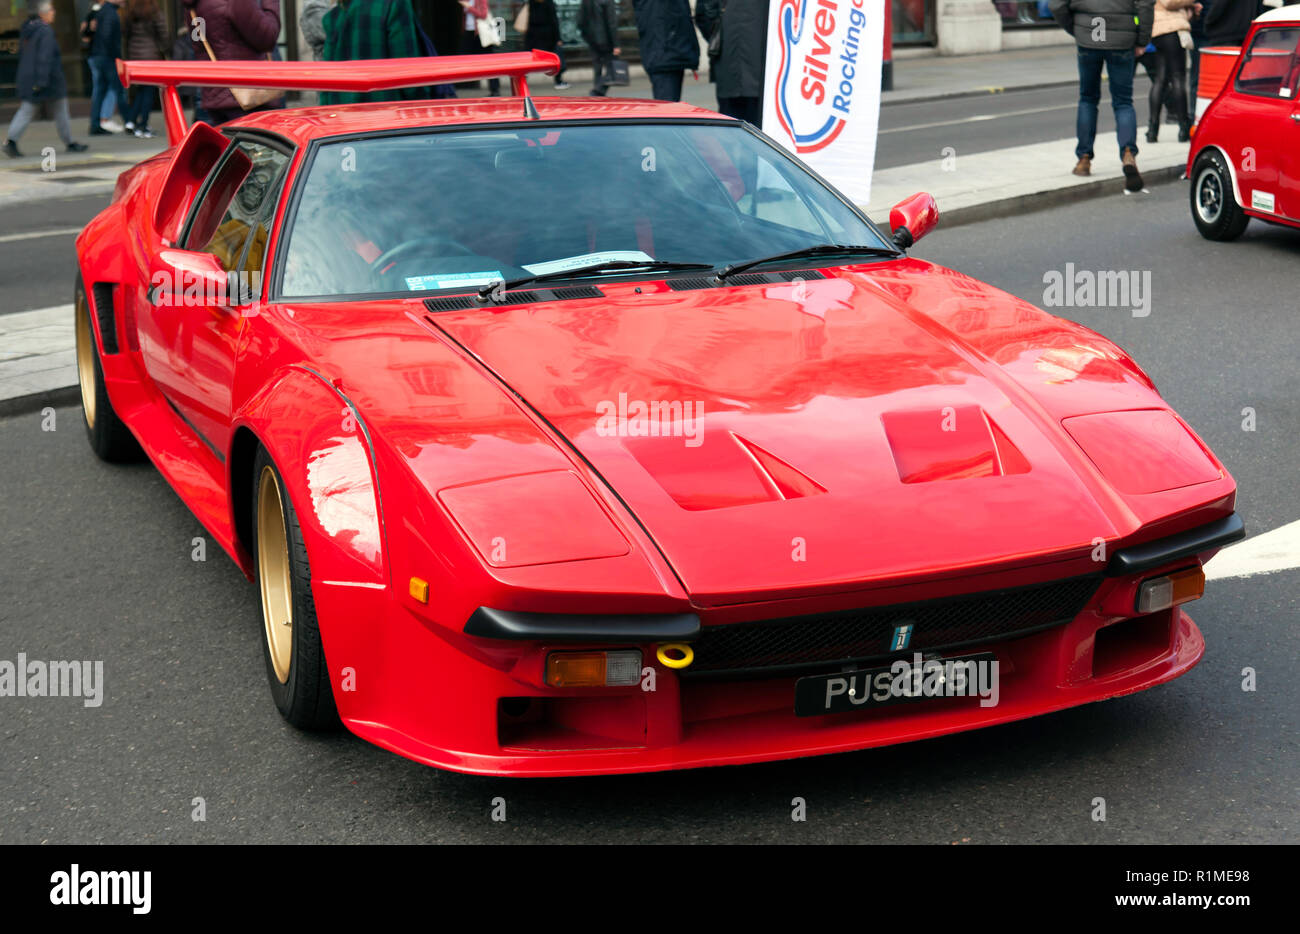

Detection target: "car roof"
[1255, 6, 1300, 26]
[224, 96, 732, 147]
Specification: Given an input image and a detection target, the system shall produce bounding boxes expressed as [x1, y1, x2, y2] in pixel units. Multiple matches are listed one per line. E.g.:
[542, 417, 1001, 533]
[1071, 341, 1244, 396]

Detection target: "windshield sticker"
[405, 271, 503, 291]
[522, 251, 654, 276]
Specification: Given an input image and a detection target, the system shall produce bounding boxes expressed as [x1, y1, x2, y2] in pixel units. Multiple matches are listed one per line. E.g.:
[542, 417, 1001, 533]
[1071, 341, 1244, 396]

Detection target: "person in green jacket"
[322, 0, 430, 104]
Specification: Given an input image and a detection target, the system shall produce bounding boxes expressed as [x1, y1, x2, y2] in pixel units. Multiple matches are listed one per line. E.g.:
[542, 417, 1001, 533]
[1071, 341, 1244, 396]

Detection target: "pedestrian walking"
[79, 2, 117, 130]
[1049, 0, 1154, 191]
[322, 0, 430, 103]
[183, 0, 283, 124]
[121, 0, 169, 138]
[1188, 0, 1210, 118]
[4, 0, 89, 157]
[87, 0, 126, 135]
[521, 0, 569, 89]
[1147, 0, 1198, 142]
[458, 0, 502, 97]
[632, 0, 698, 102]
[577, 0, 620, 96]
[694, 0, 767, 126]
[1202, 0, 1260, 45]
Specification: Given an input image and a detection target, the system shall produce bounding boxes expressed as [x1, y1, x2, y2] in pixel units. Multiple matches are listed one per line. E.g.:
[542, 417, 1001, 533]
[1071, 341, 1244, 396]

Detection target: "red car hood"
[422, 262, 1224, 605]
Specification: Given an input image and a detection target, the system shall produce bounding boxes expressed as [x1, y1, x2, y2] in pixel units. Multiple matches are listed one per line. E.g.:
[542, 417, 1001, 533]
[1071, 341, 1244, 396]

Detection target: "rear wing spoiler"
[118, 51, 562, 144]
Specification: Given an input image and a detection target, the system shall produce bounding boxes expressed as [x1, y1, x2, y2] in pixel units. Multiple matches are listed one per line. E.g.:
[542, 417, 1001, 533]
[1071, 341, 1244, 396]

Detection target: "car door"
[143, 137, 291, 457]
[1231, 25, 1300, 220]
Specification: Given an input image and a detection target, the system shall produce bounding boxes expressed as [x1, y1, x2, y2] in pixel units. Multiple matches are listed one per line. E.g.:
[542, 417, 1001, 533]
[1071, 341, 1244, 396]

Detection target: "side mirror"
[149, 249, 248, 308]
[889, 192, 940, 249]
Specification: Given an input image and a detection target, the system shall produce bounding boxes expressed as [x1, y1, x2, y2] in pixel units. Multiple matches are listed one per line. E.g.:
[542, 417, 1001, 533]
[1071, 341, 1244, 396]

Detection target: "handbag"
[514, 3, 529, 34]
[476, 15, 506, 47]
[191, 11, 280, 110]
[609, 56, 630, 86]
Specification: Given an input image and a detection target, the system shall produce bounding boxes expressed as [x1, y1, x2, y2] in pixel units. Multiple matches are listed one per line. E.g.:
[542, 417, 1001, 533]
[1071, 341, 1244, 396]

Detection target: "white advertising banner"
[761, 0, 884, 206]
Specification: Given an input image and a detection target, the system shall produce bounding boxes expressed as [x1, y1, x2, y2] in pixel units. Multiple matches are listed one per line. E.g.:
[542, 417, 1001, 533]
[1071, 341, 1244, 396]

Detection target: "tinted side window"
[185, 141, 290, 279]
[1235, 27, 1300, 99]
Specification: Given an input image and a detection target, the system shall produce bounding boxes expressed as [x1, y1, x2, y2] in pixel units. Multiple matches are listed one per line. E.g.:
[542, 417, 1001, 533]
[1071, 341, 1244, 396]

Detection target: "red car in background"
[72, 53, 1243, 776]
[1189, 7, 1300, 239]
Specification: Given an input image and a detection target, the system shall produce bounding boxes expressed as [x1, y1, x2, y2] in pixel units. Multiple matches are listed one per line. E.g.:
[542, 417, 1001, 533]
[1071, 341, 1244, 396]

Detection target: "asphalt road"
[0, 182, 1295, 844]
[0, 193, 108, 316]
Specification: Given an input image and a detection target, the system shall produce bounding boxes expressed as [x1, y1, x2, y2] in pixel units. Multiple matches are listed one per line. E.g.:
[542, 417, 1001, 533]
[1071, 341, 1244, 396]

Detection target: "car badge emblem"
[890, 622, 914, 652]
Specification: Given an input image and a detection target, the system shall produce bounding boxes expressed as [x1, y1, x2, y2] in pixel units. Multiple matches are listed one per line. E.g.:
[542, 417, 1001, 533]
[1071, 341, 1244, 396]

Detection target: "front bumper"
[315, 563, 1215, 778]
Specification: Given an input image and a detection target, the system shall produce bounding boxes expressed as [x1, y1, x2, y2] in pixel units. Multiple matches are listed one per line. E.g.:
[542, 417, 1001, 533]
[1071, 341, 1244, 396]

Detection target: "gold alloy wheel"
[257, 465, 294, 684]
[75, 294, 96, 429]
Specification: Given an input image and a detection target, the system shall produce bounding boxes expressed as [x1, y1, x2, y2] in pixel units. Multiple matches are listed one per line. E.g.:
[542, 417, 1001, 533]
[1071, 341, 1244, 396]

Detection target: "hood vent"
[667, 269, 826, 291]
[424, 284, 603, 313]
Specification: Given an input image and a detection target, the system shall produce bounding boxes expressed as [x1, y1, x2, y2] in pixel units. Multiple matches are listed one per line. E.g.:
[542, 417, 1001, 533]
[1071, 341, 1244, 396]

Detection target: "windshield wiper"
[714, 243, 900, 282]
[478, 260, 715, 301]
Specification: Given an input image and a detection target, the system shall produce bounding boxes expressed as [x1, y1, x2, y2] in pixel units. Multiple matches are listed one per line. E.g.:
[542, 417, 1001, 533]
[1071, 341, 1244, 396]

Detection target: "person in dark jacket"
[1049, 0, 1155, 190]
[87, 0, 125, 134]
[578, 0, 620, 95]
[523, 0, 568, 89]
[5, 0, 88, 157]
[633, 0, 698, 101]
[322, 0, 428, 103]
[695, 0, 766, 126]
[121, 0, 169, 138]
[1202, 0, 1260, 44]
[184, 0, 283, 124]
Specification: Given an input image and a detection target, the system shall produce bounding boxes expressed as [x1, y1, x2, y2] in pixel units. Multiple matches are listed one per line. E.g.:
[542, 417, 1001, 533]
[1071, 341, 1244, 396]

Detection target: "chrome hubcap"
[1196, 167, 1224, 224]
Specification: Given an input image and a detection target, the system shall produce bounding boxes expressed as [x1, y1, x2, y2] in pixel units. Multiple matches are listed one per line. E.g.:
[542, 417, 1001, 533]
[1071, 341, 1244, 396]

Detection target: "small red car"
[73, 53, 1242, 775]
[1189, 7, 1300, 239]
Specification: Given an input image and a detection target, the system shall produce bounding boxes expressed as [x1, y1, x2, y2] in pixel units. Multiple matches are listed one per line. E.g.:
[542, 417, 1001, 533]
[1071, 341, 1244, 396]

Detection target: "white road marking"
[879, 104, 1075, 135]
[0, 227, 84, 244]
[1205, 519, 1300, 581]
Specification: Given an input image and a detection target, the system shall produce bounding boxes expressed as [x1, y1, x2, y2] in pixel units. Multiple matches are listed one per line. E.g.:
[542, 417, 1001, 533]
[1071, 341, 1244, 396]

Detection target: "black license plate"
[794, 653, 998, 717]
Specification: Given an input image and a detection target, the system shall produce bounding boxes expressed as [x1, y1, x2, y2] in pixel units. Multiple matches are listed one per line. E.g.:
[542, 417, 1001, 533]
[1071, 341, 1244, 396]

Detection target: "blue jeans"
[1076, 47, 1137, 160]
[88, 56, 123, 130]
[125, 86, 155, 129]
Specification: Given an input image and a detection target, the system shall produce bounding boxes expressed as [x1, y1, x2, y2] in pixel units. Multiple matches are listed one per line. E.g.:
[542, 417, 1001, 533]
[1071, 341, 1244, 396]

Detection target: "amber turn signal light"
[545, 650, 641, 687]
[1136, 567, 1205, 614]
[409, 577, 429, 604]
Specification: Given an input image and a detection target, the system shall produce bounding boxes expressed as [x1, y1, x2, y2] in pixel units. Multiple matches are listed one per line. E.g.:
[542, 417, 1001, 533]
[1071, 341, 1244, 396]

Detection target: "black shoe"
[3, 139, 19, 158]
[1145, 128, 1158, 143]
[66, 141, 88, 153]
[89, 126, 111, 136]
[1122, 148, 1144, 192]
[1177, 124, 1191, 143]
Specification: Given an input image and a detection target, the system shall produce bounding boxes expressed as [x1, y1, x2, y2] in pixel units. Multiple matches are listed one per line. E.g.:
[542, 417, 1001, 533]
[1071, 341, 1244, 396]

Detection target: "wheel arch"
[229, 365, 389, 589]
[1191, 144, 1245, 210]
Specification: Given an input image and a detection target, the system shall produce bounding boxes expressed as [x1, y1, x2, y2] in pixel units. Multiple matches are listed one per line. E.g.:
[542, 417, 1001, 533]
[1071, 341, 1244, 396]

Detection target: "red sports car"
[74, 53, 1242, 776]
[1189, 7, 1300, 239]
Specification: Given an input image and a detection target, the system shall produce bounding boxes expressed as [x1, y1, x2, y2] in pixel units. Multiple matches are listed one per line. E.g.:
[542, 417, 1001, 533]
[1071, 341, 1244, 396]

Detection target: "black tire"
[1190, 150, 1249, 241]
[251, 445, 340, 730]
[75, 276, 142, 462]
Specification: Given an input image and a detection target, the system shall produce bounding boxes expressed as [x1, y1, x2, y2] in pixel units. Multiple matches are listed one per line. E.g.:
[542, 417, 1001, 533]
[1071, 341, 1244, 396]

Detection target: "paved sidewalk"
[868, 132, 1189, 223]
[0, 305, 76, 416]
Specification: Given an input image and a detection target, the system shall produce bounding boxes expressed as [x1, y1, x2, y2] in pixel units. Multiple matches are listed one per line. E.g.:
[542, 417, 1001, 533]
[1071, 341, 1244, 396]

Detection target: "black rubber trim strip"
[465, 607, 700, 643]
[1106, 513, 1245, 576]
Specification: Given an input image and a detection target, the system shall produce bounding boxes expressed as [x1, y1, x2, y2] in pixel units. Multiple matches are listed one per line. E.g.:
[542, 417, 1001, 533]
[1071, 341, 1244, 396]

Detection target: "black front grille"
[689, 575, 1103, 676]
